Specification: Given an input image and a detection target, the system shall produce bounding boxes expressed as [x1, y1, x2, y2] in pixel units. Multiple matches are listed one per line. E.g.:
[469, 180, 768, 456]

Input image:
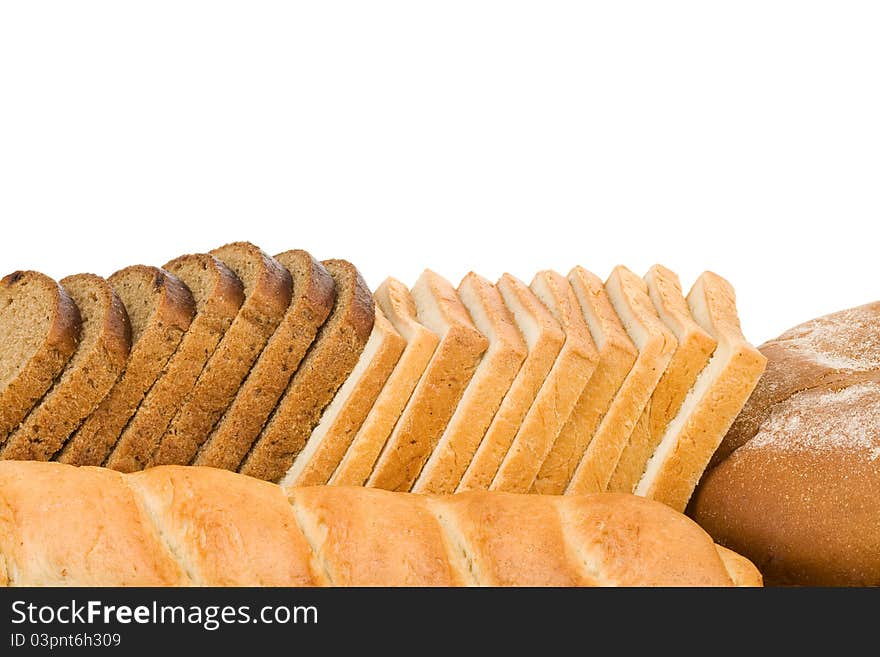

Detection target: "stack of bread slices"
[0, 242, 765, 511]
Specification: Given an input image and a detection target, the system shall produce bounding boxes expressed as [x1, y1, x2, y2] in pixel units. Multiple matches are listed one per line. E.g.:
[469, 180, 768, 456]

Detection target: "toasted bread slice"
[458, 274, 564, 492]
[635, 271, 767, 511]
[412, 273, 527, 494]
[567, 266, 677, 494]
[195, 251, 335, 471]
[367, 270, 488, 492]
[148, 242, 292, 467]
[58, 266, 194, 465]
[533, 267, 638, 494]
[239, 259, 374, 482]
[491, 271, 598, 493]
[105, 255, 244, 472]
[329, 278, 439, 486]
[282, 307, 405, 487]
[1, 275, 130, 461]
[0, 271, 80, 445]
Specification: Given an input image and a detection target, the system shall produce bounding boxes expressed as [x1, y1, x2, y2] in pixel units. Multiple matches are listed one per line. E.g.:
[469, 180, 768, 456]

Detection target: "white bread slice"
[281, 308, 406, 487]
[635, 271, 767, 511]
[458, 274, 565, 492]
[533, 267, 638, 494]
[567, 266, 677, 495]
[367, 270, 488, 491]
[609, 265, 717, 493]
[412, 273, 527, 494]
[329, 279, 439, 486]
[490, 271, 598, 493]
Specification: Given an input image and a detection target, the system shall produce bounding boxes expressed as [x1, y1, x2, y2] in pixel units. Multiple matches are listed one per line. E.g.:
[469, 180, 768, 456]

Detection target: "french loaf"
[0, 271, 80, 446]
[0, 460, 761, 586]
[1, 274, 131, 461]
[58, 266, 195, 466]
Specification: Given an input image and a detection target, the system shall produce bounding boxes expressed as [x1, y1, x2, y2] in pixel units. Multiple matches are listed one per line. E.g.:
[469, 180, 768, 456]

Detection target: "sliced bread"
[412, 273, 527, 494]
[457, 273, 565, 492]
[491, 271, 598, 493]
[281, 307, 405, 487]
[608, 265, 717, 493]
[635, 271, 767, 511]
[148, 242, 292, 467]
[366, 270, 488, 492]
[105, 254, 244, 472]
[239, 259, 375, 482]
[328, 278, 440, 487]
[533, 266, 638, 494]
[0, 271, 80, 446]
[566, 265, 677, 495]
[1, 274, 131, 461]
[58, 266, 195, 465]
[194, 250, 336, 471]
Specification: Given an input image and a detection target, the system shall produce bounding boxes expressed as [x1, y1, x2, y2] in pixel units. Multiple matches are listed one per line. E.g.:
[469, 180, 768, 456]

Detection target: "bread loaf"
[0, 460, 761, 586]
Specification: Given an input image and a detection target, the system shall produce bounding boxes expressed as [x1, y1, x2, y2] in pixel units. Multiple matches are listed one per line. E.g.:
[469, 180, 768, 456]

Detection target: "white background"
[0, 1, 877, 344]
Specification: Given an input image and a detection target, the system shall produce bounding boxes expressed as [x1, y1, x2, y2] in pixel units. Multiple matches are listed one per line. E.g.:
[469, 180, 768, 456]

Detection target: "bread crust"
[0, 271, 81, 444]
[239, 259, 374, 482]
[58, 266, 195, 466]
[1, 274, 131, 461]
[194, 250, 335, 471]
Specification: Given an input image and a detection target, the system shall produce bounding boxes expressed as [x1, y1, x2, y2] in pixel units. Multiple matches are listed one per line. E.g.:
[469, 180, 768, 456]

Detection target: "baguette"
[0, 461, 760, 586]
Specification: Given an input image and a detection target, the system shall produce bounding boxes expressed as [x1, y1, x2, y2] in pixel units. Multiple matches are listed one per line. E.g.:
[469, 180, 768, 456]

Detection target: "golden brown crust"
[535, 267, 637, 494]
[715, 544, 763, 587]
[58, 266, 195, 466]
[329, 278, 440, 486]
[1, 274, 131, 461]
[367, 270, 488, 491]
[149, 243, 292, 467]
[105, 254, 244, 472]
[0, 271, 81, 444]
[239, 259, 374, 482]
[195, 250, 335, 471]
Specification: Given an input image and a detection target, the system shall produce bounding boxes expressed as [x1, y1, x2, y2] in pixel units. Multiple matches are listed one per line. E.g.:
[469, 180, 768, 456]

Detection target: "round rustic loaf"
[690, 301, 880, 585]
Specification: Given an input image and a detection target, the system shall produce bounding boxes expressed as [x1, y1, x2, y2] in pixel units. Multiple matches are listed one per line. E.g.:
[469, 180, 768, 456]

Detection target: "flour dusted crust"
[0, 271, 81, 445]
[1, 274, 131, 461]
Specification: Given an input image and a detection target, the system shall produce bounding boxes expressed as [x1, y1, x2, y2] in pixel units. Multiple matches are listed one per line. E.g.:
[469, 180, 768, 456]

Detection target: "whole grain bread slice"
[148, 242, 292, 467]
[328, 278, 440, 487]
[1, 275, 131, 461]
[490, 271, 598, 493]
[239, 259, 374, 482]
[0, 271, 80, 447]
[194, 250, 335, 471]
[58, 266, 195, 465]
[105, 255, 244, 472]
[412, 273, 527, 494]
[608, 265, 717, 494]
[566, 265, 677, 495]
[457, 273, 565, 492]
[532, 267, 638, 494]
[281, 307, 405, 487]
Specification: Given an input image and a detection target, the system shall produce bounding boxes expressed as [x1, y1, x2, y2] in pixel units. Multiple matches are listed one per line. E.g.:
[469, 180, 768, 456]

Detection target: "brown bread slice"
[566, 266, 677, 494]
[608, 265, 717, 493]
[194, 250, 335, 471]
[412, 273, 527, 494]
[282, 307, 405, 487]
[239, 259, 374, 482]
[148, 242, 292, 467]
[533, 267, 638, 494]
[457, 274, 565, 492]
[0, 271, 80, 446]
[1, 275, 131, 461]
[367, 270, 488, 492]
[329, 278, 440, 486]
[105, 255, 244, 472]
[491, 271, 598, 493]
[58, 266, 195, 465]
